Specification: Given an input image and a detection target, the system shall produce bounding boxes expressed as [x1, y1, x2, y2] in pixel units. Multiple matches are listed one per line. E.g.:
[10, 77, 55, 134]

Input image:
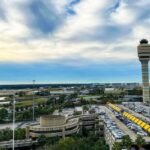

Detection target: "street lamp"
[12, 93, 16, 150]
[32, 80, 35, 121]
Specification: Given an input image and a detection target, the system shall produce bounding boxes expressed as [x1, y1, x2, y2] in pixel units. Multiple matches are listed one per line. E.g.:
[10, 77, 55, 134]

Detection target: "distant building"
[123, 95, 142, 102]
[0, 101, 10, 105]
[0, 97, 10, 106]
[74, 107, 83, 114]
[80, 90, 90, 95]
[0, 97, 6, 101]
[61, 108, 74, 117]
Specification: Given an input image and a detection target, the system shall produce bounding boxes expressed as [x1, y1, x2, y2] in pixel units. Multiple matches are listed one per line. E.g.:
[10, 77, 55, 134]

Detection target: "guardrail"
[0, 139, 37, 148]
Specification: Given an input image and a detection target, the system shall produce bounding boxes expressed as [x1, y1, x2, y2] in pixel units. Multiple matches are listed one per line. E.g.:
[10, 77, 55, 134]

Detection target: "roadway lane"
[0, 121, 37, 129]
[0, 122, 21, 130]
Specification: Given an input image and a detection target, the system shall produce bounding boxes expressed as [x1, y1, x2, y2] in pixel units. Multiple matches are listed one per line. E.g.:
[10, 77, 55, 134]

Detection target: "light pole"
[13, 93, 16, 150]
[32, 80, 35, 121]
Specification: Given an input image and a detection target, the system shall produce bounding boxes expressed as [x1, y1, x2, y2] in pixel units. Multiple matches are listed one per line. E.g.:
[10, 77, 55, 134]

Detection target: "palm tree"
[112, 142, 122, 150]
[122, 135, 132, 150]
[135, 135, 146, 150]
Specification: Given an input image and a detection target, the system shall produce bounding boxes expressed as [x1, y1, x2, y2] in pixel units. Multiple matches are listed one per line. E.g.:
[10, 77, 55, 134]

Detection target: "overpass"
[0, 139, 37, 149]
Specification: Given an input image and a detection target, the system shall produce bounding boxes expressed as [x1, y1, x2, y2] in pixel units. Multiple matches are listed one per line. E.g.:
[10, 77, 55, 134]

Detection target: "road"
[0, 121, 37, 129]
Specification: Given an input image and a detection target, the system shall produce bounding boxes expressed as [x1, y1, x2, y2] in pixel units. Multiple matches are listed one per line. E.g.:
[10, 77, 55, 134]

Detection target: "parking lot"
[100, 113, 125, 139]
[120, 102, 150, 123]
[99, 106, 137, 141]
[105, 104, 150, 143]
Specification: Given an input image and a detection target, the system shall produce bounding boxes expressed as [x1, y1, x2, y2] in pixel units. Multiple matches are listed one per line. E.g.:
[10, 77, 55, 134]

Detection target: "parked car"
[137, 131, 148, 136]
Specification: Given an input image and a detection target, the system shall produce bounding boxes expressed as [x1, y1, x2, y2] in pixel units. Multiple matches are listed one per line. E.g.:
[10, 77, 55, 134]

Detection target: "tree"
[68, 93, 78, 99]
[135, 135, 146, 150]
[47, 97, 55, 105]
[38, 135, 47, 146]
[36, 90, 50, 96]
[45, 132, 109, 150]
[0, 108, 8, 121]
[83, 105, 89, 111]
[0, 128, 26, 142]
[59, 94, 66, 104]
[18, 91, 26, 97]
[0, 147, 6, 150]
[94, 139, 109, 150]
[15, 128, 26, 140]
[54, 137, 76, 150]
[80, 97, 89, 105]
[121, 135, 132, 150]
[112, 142, 122, 150]
[1, 128, 12, 141]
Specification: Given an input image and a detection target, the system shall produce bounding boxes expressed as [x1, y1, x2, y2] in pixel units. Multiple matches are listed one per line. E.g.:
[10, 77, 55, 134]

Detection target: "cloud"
[0, 0, 149, 65]
[110, 1, 137, 25]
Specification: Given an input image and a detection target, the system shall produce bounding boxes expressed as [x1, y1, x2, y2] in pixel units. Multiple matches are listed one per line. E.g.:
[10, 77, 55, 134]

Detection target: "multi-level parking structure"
[107, 103, 150, 134]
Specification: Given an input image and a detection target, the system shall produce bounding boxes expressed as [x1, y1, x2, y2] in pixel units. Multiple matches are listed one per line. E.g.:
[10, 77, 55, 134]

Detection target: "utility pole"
[32, 80, 35, 121]
[13, 93, 15, 150]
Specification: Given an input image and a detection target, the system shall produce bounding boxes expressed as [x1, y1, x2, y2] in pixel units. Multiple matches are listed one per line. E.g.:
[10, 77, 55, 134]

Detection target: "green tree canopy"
[122, 135, 132, 150]
[135, 135, 146, 149]
[15, 128, 26, 140]
[38, 135, 47, 146]
[0, 108, 8, 121]
[112, 142, 122, 150]
[47, 134, 109, 150]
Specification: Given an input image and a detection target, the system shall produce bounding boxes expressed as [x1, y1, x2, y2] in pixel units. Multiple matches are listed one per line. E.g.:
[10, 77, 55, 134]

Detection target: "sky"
[0, 0, 150, 84]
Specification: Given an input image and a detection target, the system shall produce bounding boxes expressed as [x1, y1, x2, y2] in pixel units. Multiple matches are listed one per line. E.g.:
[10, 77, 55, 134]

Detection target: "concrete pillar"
[141, 60, 150, 103]
[62, 127, 65, 139]
[26, 126, 30, 139]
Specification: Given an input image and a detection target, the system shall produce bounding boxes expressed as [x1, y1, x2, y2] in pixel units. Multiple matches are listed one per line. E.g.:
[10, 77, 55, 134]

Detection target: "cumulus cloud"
[110, 2, 137, 25]
[0, 0, 149, 65]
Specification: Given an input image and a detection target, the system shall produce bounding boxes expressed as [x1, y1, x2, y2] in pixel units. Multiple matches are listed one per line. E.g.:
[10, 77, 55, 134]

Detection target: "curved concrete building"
[26, 114, 100, 138]
[40, 115, 66, 127]
[138, 39, 150, 104]
[27, 115, 79, 138]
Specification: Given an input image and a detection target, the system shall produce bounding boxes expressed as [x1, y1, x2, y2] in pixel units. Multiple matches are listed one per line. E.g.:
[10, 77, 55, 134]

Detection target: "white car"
[137, 131, 148, 136]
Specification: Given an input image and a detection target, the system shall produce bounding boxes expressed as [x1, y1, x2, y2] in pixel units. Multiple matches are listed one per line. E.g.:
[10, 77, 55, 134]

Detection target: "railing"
[0, 139, 37, 148]
[30, 118, 79, 132]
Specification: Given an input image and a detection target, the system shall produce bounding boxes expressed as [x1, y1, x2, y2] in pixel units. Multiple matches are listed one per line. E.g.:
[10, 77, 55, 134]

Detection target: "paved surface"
[134, 102, 150, 115]
[136, 102, 150, 111]
[118, 104, 150, 123]
[100, 106, 150, 143]
[100, 106, 137, 142]
[0, 122, 20, 130]
[0, 121, 37, 129]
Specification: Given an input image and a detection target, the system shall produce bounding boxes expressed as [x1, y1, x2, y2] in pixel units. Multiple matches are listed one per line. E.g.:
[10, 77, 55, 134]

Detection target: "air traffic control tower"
[138, 39, 150, 104]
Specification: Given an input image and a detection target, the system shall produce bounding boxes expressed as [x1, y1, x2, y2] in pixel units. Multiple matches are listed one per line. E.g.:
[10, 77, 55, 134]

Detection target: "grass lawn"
[16, 98, 48, 108]
[79, 95, 100, 99]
